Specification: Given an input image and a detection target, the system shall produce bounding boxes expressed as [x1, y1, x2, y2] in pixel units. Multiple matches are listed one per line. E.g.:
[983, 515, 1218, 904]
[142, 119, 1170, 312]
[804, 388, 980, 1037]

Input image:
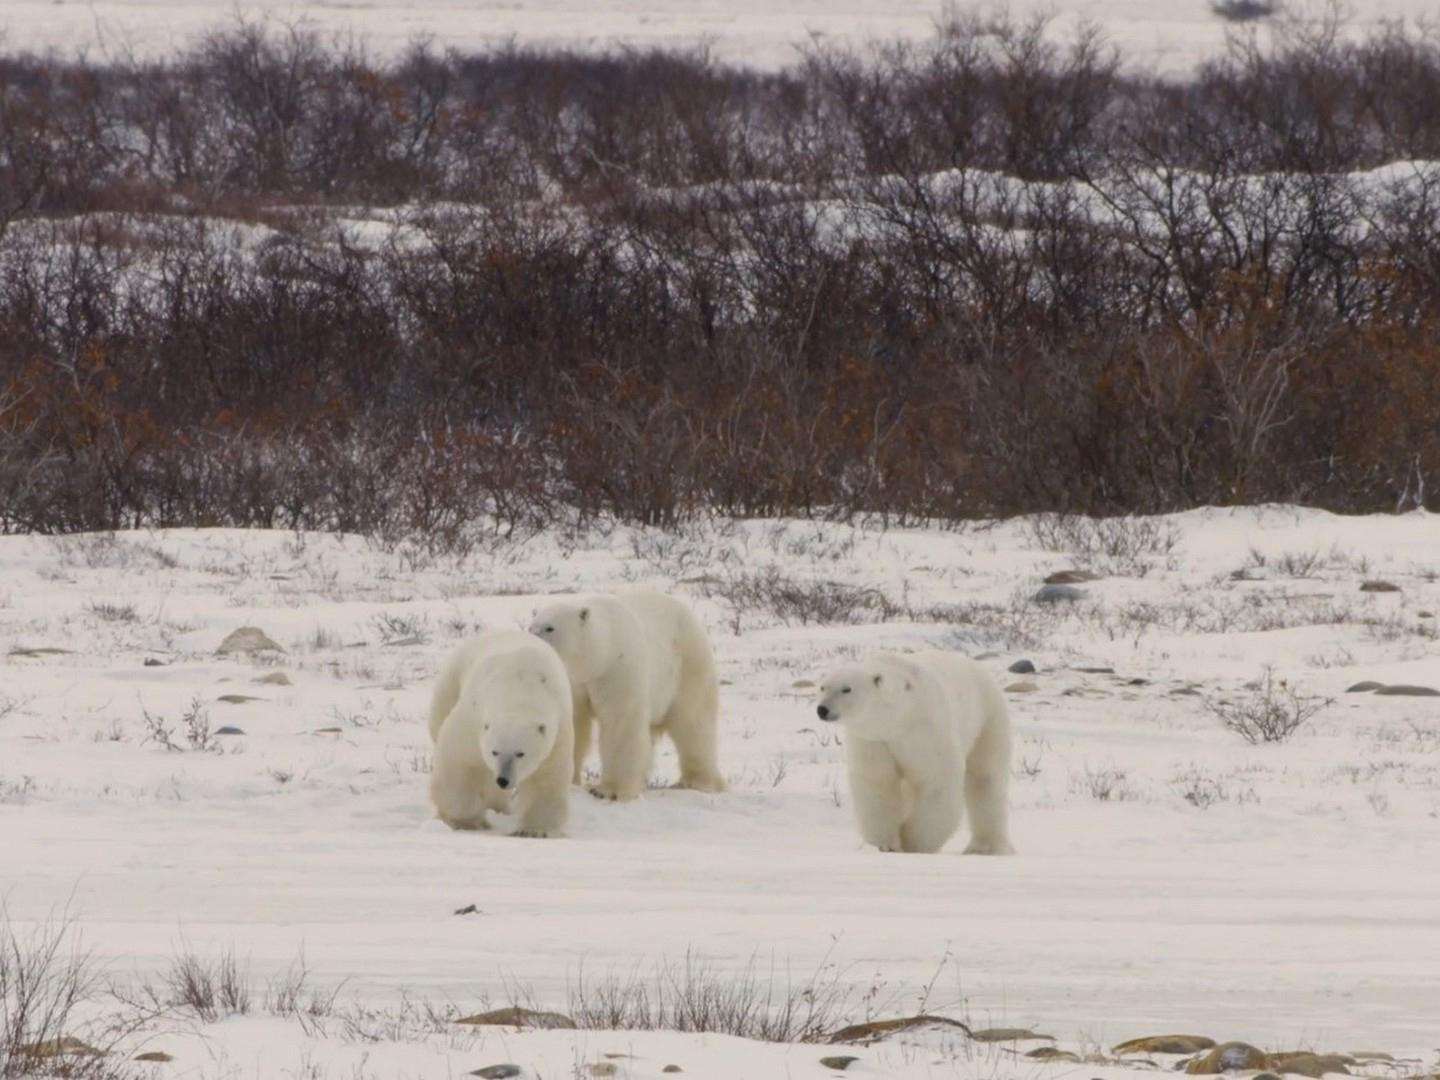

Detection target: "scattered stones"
[455, 1006, 574, 1030]
[471, 1067, 522, 1079]
[1420, 611, 1435, 619]
[310, 726, 343, 735]
[254, 672, 293, 686]
[1028, 1047, 1084, 1062]
[454, 903, 481, 915]
[792, 679, 816, 689]
[662, 1067, 683, 1074]
[1360, 580, 1401, 592]
[1008, 659, 1037, 674]
[214, 726, 245, 736]
[1113, 1036, 1217, 1055]
[8, 646, 73, 657]
[216, 626, 285, 655]
[970, 1027, 1054, 1043]
[820, 1056, 859, 1071]
[588, 1064, 618, 1077]
[144, 658, 167, 667]
[1253, 1074, 1285, 1080]
[1374, 685, 1440, 697]
[1034, 584, 1084, 603]
[135, 1051, 175, 1062]
[1074, 666, 1116, 674]
[1185, 1042, 1268, 1074]
[1045, 569, 1101, 585]
[829, 1014, 969, 1044]
[216, 694, 263, 704]
[1346, 681, 1385, 693]
[18, 1037, 104, 1059]
[1269, 1053, 1353, 1076]
[1005, 681, 1040, 693]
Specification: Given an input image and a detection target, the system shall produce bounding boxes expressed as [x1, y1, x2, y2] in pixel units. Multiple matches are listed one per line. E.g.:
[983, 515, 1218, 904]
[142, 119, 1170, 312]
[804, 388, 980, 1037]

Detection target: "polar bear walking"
[528, 590, 724, 801]
[815, 650, 1014, 855]
[427, 629, 575, 837]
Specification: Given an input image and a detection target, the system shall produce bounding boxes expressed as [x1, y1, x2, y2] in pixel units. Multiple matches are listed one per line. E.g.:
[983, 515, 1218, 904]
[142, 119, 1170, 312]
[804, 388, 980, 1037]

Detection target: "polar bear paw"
[963, 837, 1016, 855]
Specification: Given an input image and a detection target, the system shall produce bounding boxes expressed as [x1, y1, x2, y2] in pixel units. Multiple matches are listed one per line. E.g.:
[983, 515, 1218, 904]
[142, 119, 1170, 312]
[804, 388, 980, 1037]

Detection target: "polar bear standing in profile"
[427, 629, 574, 837]
[528, 590, 724, 801]
[815, 650, 1015, 855]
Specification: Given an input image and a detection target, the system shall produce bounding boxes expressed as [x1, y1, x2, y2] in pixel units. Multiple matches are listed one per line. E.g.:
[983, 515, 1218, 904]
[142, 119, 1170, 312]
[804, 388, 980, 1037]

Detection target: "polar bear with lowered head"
[427, 629, 574, 837]
[815, 650, 1014, 855]
[528, 590, 724, 800]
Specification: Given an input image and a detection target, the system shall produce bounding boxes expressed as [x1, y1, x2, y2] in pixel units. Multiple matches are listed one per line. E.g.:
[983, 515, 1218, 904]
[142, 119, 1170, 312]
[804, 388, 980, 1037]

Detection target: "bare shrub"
[165, 947, 251, 1023]
[1026, 514, 1179, 576]
[702, 567, 900, 628]
[563, 952, 876, 1044]
[85, 602, 138, 624]
[0, 908, 139, 1079]
[1069, 764, 1136, 802]
[1205, 667, 1332, 744]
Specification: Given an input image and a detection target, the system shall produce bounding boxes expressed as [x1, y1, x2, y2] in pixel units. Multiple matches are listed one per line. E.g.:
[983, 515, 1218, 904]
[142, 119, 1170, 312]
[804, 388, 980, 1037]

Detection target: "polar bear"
[815, 650, 1014, 855]
[528, 590, 724, 800]
[427, 629, 574, 837]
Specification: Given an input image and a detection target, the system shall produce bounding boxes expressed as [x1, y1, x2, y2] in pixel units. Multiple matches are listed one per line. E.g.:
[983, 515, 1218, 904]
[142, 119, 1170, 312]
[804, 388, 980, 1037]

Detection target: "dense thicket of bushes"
[3, 9, 1439, 540]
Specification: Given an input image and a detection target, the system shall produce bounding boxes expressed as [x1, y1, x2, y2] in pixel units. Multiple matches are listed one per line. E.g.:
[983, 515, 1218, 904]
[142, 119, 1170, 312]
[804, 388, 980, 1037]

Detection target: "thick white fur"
[528, 590, 724, 800]
[816, 650, 1014, 855]
[427, 629, 574, 837]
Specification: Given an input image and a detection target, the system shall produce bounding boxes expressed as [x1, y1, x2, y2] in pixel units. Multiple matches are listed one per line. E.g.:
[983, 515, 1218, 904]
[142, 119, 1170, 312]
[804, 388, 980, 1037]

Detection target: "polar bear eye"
[490, 750, 498, 756]
[543, 625, 554, 633]
[842, 687, 851, 694]
[516, 751, 525, 758]
[537, 724, 547, 735]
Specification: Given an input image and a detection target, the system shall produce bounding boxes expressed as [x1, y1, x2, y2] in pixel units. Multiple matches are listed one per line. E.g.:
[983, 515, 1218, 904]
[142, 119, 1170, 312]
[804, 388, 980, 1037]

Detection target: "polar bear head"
[465, 655, 562, 791]
[528, 597, 615, 683]
[815, 656, 916, 740]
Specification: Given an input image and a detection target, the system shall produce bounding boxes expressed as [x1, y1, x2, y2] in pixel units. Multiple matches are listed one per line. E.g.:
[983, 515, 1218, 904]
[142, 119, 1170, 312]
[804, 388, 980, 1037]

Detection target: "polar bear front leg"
[900, 783, 964, 854]
[846, 742, 905, 852]
[428, 763, 491, 831]
[590, 709, 651, 800]
[585, 674, 652, 801]
[572, 693, 594, 785]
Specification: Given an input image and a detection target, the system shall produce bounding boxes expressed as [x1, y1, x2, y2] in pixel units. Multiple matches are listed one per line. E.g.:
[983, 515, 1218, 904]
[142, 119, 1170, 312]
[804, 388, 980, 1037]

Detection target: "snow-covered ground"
[3, 0, 1440, 74]
[3, 507, 1439, 1077]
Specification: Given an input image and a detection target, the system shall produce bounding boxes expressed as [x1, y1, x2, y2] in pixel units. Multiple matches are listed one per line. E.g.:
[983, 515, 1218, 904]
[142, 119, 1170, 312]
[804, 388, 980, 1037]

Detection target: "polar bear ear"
[579, 607, 590, 623]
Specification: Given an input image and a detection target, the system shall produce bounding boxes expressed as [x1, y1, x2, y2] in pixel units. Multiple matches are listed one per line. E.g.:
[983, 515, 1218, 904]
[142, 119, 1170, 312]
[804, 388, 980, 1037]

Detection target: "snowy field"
[2, 506, 1439, 1077]
[3, 0, 1440, 73]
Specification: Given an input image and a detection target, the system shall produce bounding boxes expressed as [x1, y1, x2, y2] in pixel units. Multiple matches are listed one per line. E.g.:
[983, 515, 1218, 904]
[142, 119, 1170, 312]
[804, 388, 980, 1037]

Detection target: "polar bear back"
[605, 590, 713, 725]
[907, 650, 1006, 747]
[428, 629, 569, 745]
[869, 649, 1009, 790]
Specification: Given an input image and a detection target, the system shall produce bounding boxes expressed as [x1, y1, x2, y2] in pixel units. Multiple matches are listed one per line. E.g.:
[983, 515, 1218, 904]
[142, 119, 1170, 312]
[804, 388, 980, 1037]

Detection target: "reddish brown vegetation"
[3, 11, 1439, 542]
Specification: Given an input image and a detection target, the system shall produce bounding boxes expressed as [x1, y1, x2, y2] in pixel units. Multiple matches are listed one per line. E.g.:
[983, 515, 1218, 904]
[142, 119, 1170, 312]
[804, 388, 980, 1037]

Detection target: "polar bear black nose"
[496, 775, 511, 789]
[817, 704, 831, 720]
